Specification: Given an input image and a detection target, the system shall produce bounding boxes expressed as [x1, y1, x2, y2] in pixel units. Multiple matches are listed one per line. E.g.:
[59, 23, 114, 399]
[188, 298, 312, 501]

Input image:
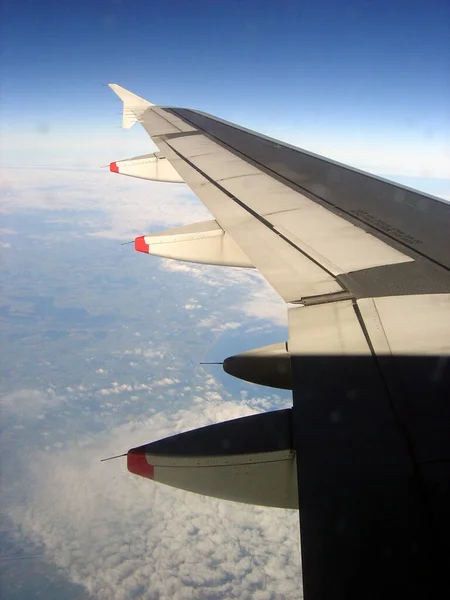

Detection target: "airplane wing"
[108, 84, 450, 600]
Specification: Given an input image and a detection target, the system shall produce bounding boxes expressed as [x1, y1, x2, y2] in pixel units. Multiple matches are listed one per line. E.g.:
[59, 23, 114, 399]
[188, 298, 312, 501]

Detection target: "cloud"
[1, 389, 65, 416]
[198, 318, 242, 332]
[0, 167, 211, 240]
[160, 260, 287, 327]
[239, 300, 287, 328]
[5, 398, 302, 600]
[143, 348, 165, 360]
[161, 260, 206, 278]
[152, 377, 180, 387]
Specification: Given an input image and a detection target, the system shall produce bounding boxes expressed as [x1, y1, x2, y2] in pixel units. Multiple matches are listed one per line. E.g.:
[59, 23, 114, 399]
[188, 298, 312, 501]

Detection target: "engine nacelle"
[110, 153, 183, 183]
[135, 220, 254, 268]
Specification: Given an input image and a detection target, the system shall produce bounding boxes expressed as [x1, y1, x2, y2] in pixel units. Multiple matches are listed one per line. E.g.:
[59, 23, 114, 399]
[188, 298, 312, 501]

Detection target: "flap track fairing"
[224, 342, 292, 389]
[127, 409, 298, 509]
[110, 153, 184, 183]
[134, 220, 254, 268]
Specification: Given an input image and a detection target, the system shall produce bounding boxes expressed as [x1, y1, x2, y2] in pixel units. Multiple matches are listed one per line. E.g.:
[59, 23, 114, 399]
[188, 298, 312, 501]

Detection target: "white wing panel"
[223, 174, 303, 215]
[227, 219, 342, 300]
[168, 134, 219, 157]
[354, 297, 392, 355]
[288, 301, 370, 355]
[152, 107, 197, 133]
[358, 295, 450, 355]
[289, 295, 450, 359]
[138, 108, 181, 136]
[194, 152, 260, 180]
[169, 135, 260, 180]
[270, 209, 413, 275]
[165, 134, 413, 279]
[158, 138, 341, 302]
[224, 170, 413, 276]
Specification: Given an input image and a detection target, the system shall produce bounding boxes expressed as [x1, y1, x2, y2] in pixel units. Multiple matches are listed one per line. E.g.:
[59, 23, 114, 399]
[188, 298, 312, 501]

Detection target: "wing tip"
[107, 83, 154, 107]
[107, 83, 154, 128]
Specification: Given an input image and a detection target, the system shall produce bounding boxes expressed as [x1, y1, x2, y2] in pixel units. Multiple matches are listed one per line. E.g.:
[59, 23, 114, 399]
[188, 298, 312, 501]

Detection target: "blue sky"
[1, 0, 449, 185]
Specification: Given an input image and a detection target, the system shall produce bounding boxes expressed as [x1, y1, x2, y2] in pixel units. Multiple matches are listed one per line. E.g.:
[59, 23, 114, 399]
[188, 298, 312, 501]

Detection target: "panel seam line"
[163, 139, 346, 289]
[170, 109, 448, 272]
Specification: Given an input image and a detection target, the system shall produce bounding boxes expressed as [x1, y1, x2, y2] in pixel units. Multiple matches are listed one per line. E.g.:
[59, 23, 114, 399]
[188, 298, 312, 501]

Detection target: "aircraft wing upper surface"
[108, 84, 449, 352]
[108, 84, 450, 600]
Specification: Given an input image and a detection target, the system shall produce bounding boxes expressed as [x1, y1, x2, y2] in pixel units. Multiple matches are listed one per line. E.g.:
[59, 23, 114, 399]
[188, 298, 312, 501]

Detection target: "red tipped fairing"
[129, 221, 254, 267]
[107, 153, 183, 182]
[134, 236, 149, 253]
[127, 451, 154, 479]
[126, 409, 297, 508]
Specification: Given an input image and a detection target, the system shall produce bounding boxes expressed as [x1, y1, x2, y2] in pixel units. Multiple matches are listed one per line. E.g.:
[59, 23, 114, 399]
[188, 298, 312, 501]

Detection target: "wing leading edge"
[108, 84, 450, 600]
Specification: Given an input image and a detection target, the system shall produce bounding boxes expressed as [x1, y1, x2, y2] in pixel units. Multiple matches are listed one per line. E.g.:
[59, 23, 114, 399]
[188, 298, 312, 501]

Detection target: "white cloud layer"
[0, 167, 211, 240]
[6, 398, 302, 600]
[160, 260, 287, 328]
[1, 388, 65, 416]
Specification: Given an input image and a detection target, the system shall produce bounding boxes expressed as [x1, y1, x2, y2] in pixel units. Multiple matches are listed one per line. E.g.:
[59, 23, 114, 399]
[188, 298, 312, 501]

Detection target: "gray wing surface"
[109, 85, 450, 600]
